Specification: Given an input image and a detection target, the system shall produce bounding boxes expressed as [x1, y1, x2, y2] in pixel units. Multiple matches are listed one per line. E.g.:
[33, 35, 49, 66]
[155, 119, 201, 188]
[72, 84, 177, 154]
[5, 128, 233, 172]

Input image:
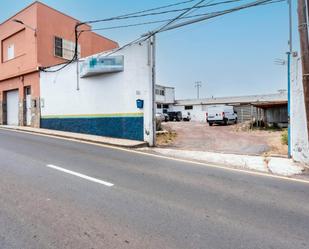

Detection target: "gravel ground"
[159, 121, 288, 156]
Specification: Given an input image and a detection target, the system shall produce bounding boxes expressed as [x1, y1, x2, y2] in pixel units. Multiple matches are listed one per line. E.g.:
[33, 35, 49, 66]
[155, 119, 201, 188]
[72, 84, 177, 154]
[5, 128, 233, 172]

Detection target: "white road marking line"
[46, 164, 114, 187]
[3, 128, 309, 185]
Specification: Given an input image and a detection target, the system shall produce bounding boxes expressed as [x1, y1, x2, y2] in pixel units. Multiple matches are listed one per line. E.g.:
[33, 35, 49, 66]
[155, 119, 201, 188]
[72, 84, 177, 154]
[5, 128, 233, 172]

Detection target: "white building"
[155, 84, 175, 114]
[172, 92, 288, 124]
[40, 41, 155, 144]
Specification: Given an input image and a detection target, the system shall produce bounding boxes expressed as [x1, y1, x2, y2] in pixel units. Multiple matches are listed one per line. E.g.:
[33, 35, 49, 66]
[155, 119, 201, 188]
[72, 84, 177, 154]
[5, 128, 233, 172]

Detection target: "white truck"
[206, 105, 237, 126]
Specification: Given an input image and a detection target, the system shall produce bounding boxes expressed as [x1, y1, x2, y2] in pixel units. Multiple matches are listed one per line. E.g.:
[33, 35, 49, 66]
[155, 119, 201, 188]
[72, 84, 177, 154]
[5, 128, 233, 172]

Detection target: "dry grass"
[156, 131, 177, 146]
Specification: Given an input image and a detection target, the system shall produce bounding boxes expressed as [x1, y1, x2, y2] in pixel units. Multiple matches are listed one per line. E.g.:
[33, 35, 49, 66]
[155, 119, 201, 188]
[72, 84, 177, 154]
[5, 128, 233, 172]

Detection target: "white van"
[206, 105, 237, 126]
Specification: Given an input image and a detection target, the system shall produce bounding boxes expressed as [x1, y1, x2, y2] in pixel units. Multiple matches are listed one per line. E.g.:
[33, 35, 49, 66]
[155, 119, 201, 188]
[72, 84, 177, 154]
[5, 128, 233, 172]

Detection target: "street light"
[12, 19, 37, 34]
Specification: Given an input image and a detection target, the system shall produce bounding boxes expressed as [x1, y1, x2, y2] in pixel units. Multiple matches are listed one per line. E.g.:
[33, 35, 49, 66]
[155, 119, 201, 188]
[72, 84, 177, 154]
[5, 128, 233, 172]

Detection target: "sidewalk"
[0, 125, 147, 148]
[140, 147, 305, 177]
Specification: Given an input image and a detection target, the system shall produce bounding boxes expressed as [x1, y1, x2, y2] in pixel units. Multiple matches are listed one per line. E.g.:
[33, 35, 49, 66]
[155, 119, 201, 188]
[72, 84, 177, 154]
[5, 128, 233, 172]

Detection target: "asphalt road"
[0, 129, 309, 249]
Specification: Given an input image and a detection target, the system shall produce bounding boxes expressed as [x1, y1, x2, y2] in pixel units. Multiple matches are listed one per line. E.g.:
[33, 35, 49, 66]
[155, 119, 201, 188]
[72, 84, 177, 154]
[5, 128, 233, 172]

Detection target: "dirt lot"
[157, 121, 288, 156]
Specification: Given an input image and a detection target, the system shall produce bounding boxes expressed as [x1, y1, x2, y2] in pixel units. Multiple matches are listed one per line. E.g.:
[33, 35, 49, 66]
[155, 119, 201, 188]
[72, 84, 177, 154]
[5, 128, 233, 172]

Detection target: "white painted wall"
[291, 56, 309, 164]
[155, 85, 175, 104]
[164, 87, 175, 103]
[40, 41, 153, 143]
[172, 104, 207, 122]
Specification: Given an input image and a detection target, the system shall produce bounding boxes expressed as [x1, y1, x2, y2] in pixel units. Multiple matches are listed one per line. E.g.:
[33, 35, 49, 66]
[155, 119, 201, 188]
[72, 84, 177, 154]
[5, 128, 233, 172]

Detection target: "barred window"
[54, 36, 80, 60]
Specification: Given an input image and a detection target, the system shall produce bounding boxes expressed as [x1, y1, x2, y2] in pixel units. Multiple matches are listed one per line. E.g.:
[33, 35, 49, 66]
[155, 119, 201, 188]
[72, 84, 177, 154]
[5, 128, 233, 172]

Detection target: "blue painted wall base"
[41, 117, 144, 141]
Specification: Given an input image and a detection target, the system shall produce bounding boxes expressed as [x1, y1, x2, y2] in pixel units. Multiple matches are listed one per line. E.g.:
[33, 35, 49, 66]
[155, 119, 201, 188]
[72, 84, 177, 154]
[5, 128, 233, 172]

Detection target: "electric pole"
[150, 34, 156, 147]
[287, 0, 292, 158]
[298, 0, 309, 140]
[195, 81, 202, 99]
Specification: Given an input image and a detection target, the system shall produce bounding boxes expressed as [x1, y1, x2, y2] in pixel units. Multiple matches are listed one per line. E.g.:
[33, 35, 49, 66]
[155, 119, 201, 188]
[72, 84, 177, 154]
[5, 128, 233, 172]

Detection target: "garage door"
[7, 90, 19, 125]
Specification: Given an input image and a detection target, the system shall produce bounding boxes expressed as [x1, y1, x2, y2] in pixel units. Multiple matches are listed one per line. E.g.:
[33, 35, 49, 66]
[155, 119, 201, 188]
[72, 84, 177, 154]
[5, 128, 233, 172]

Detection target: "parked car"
[206, 105, 237, 126]
[163, 113, 169, 122]
[167, 111, 182, 121]
[156, 113, 165, 122]
[182, 111, 191, 121]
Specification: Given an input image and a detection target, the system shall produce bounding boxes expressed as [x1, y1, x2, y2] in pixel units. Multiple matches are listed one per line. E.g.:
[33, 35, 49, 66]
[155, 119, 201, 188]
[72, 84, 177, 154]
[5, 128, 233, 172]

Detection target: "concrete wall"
[172, 104, 206, 122]
[155, 85, 175, 104]
[291, 56, 309, 164]
[164, 87, 175, 104]
[40, 41, 152, 142]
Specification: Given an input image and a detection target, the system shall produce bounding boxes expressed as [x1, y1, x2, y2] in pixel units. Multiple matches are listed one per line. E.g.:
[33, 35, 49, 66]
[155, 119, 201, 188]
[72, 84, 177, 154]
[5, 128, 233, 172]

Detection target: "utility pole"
[298, 0, 309, 140]
[287, 0, 292, 158]
[195, 81, 202, 99]
[150, 34, 156, 147]
[307, 0, 309, 33]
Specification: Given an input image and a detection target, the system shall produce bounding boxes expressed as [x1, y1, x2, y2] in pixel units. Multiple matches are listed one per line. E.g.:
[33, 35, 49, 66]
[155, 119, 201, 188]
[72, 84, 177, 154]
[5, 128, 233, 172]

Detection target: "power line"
[41, 0, 283, 72]
[156, 0, 283, 33]
[104, 0, 209, 58]
[80, 0, 282, 32]
[99, 0, 277, 58]
[106, 0, 282, 57]
[42, 0, 209, 72]
[82, 0, 246, 25]
[81, 14, 214, 32]
[41, 1, 198, 72]
[41, 0, 254, 72]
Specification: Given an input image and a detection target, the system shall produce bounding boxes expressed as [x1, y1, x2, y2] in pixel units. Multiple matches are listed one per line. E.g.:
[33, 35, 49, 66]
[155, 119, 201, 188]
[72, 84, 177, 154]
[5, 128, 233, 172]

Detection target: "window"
[163, 104, 169, 109]
[25, 87, 31, 95]
[54, 37, 63, 57]
[54, 36, 80, 60]
[185, 105, 193, 110]
[155, 89, 165, 96]
[157, 104, 162, 109]
[7, 44, 14, 60]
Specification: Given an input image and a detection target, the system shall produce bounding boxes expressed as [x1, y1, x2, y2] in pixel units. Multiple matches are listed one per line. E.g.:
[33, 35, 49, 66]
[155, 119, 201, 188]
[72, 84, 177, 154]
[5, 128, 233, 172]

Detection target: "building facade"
[40, 41, 153, 143]
[172, 91, 288, 125]
[155, 84, 175, 114]
[0, 1, 118, 128]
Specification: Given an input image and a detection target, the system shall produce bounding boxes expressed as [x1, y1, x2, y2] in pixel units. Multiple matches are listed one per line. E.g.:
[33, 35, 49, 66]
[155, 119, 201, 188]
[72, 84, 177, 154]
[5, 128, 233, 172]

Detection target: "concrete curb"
[142, 148, 305, 177]
[0, 126, 148, 149]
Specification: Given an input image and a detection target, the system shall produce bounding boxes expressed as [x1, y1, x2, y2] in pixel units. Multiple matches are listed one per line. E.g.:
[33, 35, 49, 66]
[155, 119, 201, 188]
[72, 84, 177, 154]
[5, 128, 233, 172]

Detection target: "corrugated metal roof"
[175, 92, 287, 106]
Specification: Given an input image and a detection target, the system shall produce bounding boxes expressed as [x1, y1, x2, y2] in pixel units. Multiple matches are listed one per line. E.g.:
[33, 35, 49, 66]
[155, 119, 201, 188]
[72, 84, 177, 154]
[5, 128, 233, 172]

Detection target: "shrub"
[281, 129, 288, 145]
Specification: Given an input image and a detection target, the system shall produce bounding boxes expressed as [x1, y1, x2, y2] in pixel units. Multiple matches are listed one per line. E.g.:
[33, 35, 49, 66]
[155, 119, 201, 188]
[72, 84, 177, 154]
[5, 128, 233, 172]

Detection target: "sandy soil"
[158, 121, 288, 156]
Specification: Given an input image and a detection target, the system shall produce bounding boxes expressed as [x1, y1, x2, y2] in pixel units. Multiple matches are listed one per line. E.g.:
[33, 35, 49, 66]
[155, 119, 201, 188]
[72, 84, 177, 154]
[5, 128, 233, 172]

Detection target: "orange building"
[0, 1, 118, 127]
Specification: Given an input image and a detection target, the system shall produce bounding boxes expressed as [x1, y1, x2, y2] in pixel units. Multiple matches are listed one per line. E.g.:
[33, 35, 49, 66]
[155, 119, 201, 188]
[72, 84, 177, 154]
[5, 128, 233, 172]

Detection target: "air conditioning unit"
[80, 55, 124, 78]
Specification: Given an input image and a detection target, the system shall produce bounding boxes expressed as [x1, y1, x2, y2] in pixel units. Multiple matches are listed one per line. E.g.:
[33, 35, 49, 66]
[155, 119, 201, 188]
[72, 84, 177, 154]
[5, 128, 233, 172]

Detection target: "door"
[25, 87, 31, 126]
[7, 90, 19, 126]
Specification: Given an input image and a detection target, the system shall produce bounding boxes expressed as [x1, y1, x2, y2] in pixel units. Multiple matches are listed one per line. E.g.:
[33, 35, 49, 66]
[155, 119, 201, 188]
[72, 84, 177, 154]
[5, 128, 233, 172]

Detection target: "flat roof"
[175, 92, 288, 106]
[155, 84, 175, 89]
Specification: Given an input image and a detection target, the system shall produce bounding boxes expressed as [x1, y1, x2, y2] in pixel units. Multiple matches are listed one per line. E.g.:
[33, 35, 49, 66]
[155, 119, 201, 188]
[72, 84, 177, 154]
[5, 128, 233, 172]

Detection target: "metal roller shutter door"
[7, 90, 19, 126]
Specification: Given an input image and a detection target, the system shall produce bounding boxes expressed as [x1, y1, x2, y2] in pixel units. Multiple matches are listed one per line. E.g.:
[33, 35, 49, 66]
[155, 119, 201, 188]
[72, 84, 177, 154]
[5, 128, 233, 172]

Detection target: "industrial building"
[172, 91, 288, 127]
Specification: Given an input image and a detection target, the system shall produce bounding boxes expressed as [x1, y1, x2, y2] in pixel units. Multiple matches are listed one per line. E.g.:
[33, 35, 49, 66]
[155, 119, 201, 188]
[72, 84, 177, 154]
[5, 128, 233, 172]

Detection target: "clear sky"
[0, 0, 299, 99]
